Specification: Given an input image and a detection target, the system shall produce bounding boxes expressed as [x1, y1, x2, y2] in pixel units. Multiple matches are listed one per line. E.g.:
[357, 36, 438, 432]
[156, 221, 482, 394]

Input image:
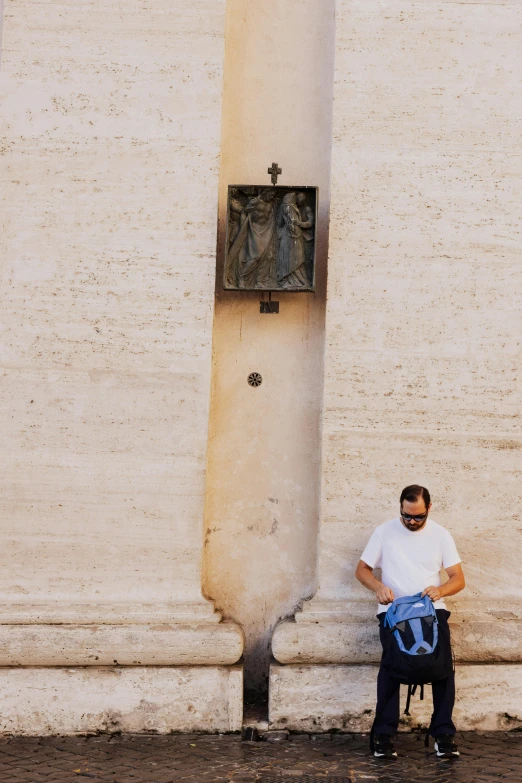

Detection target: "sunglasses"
[401, 511, 428, 523]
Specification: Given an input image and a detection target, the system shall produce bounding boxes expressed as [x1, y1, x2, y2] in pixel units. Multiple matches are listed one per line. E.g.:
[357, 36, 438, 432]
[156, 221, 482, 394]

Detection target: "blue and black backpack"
[370, 593, 454, 750]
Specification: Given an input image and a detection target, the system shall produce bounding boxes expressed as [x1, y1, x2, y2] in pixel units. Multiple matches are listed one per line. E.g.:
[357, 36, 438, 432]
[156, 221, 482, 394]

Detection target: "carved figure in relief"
[276, 192, 311, 288]
[297, 192, 315, 284]
[227, 189, 277, 288]
[224, 186, 316, 290]
[228, 188, 244, 246]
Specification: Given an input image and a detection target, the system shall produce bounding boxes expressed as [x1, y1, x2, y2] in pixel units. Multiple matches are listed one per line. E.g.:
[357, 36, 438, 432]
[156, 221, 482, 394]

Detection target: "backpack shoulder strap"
[404, 684, 413, 716]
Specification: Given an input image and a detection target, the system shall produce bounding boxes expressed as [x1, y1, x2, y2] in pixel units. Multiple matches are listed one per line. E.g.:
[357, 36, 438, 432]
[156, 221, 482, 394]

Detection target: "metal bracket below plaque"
[260, 292, 279, 314]
[260, 300, 279, 314]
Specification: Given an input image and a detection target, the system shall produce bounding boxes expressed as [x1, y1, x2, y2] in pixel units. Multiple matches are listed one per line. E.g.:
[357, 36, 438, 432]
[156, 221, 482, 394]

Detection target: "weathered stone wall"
[271, 0, 522, 731]
[0, 0, 226, 611]
[0, 667, 243, 735]
[270, 664, 522, 733]
[1, 0, 521, 734]
[0, 0, 246, 734]
[319, 0, 522, 612]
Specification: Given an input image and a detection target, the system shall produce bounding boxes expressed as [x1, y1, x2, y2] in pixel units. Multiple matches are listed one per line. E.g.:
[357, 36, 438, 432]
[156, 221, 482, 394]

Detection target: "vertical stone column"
[203, 0, 336, 698]
[0, 0, 242, 733]
[271, 0, 522, 731]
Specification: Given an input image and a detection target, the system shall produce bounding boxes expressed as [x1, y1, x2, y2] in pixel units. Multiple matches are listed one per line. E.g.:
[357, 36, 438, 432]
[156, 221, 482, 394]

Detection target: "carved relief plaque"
[224, 186, 318, 292]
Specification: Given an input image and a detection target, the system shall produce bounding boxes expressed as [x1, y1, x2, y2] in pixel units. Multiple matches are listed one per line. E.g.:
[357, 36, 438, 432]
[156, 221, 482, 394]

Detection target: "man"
[355, 485, 465, 759]
[226, 188, 277, 289]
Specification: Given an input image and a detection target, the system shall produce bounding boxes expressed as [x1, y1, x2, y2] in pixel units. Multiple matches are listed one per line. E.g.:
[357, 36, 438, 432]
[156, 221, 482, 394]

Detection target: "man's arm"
[298, 207, 314, 229]
[422, 563, 465, 602]
[355, 560, 395, 605]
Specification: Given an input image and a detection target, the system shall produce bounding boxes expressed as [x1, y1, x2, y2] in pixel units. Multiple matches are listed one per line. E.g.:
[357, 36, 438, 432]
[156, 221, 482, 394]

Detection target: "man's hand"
[422, 586, 441, 602]
[375, 585, 395, 605]
[355, 560, 395, 605]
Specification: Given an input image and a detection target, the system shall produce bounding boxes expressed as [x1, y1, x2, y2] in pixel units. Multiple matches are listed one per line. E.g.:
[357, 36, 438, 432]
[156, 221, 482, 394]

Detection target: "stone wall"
[0, 0, 224, 616]
[271, 0, 522, 731]
[0, 0, 243, 733]
[319, 0, 522, 609]
[1, 0, 521, 734]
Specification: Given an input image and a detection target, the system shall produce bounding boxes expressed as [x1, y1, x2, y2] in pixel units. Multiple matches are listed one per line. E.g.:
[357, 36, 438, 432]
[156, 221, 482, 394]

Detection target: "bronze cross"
[268, 162, 282, 185]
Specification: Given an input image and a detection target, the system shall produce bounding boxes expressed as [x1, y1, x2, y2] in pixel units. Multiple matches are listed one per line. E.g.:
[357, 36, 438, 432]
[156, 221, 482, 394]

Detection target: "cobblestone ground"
[0, 732, 520, 783]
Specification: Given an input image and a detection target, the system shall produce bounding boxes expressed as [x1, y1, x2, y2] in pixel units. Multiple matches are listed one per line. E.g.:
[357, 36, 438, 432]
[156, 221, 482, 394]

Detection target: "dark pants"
[374, 609, 456, 737]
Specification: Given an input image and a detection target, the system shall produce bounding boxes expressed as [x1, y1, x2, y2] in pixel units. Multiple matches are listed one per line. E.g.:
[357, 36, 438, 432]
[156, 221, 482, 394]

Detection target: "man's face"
[400, 497, 431, 532]
[296, 193, 306, 206]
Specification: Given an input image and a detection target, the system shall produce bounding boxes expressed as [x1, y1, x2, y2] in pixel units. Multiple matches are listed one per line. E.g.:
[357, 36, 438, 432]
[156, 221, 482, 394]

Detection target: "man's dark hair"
[400, 484, 431, 510]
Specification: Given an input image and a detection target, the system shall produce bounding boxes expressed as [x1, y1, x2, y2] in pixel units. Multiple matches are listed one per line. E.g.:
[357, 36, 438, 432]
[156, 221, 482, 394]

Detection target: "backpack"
[383, 592, 453, 691]
[370, 592, 454, 751]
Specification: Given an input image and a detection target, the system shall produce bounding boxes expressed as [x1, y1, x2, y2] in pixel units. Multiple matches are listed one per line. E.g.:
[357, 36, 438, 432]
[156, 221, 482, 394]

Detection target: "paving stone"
[0, 732, 519, 782]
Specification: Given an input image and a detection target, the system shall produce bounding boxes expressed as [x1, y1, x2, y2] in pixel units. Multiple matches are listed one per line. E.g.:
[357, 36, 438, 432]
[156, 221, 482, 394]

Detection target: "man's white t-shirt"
[360, 517, 461, 614]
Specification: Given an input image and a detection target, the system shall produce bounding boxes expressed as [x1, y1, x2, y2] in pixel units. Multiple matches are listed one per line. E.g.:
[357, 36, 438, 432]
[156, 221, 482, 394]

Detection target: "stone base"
[0, 666, 243, 736]
[0, 622, 243, 666]
[272, 599, 522, 664]
[269, 663, 522, 733]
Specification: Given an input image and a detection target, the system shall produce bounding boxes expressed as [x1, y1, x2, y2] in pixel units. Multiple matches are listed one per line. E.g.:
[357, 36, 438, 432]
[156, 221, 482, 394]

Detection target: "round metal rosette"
[247, 372, 263, 387]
